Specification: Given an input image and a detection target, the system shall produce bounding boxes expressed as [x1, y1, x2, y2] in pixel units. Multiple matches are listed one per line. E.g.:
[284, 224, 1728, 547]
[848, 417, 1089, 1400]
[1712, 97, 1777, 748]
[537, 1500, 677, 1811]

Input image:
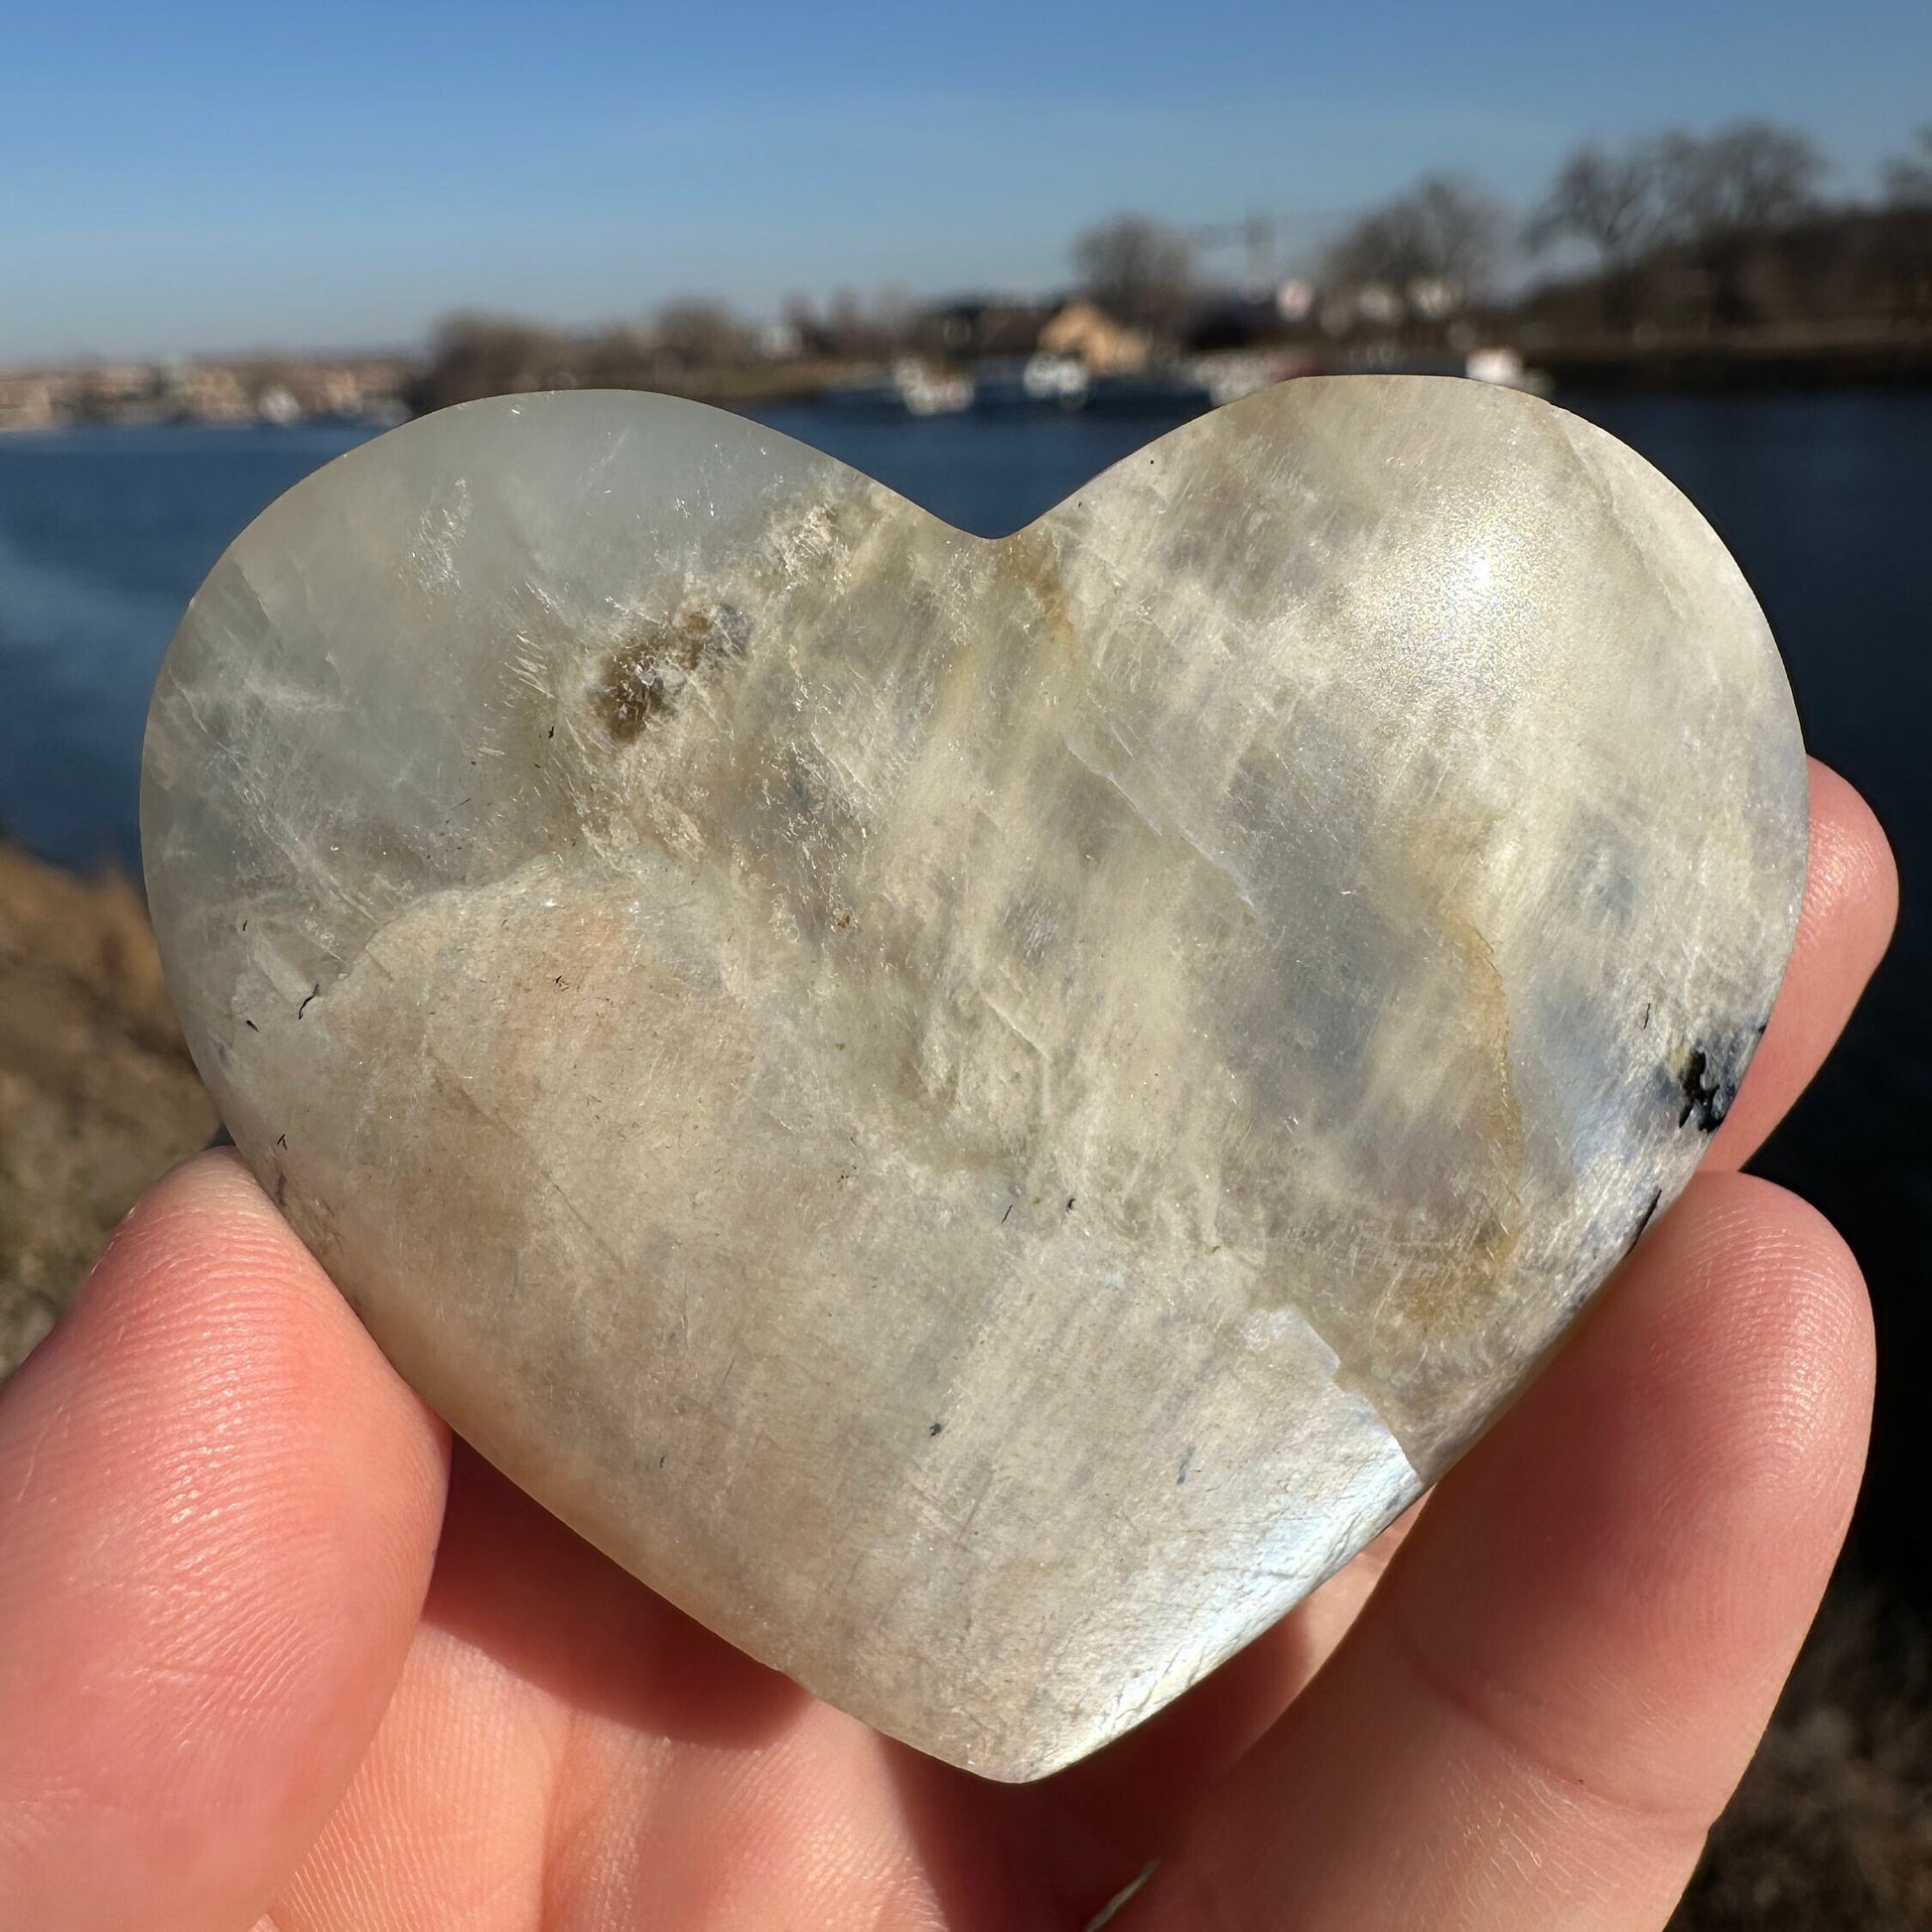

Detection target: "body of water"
[2, 390, 1925, 1590]
[0, 420, 375, 869]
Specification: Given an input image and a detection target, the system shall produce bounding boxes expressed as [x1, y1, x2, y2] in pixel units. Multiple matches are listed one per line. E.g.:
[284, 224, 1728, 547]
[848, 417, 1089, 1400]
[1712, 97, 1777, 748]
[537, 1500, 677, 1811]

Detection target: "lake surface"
[2, 391, 1926, 1587]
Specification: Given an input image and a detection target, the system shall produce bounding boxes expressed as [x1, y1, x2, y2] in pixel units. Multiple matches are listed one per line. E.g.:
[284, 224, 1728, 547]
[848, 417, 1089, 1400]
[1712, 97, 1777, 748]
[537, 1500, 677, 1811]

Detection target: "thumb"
[0, 1152, 448, 1932]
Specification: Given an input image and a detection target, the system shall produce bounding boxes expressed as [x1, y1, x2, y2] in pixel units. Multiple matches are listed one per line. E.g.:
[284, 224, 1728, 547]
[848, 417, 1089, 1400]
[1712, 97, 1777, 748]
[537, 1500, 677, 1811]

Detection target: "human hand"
[0, 760, 1895, 1932]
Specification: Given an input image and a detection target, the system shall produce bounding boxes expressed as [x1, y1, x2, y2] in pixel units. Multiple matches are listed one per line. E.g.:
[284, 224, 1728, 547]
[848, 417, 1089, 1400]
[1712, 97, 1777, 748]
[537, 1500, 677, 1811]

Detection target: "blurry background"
[1, 5, 1927, 1922]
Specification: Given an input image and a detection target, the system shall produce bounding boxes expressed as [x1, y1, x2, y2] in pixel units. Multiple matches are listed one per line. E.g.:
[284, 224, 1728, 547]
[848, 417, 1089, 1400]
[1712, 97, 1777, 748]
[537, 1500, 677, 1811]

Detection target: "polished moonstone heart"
[142, 378, 1806, 1779]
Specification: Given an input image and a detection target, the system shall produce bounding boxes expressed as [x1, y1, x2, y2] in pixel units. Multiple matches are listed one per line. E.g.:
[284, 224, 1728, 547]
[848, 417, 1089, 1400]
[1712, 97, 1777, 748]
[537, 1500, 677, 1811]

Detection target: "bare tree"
[1070, 215, 1194, 327]
[1526, 143, 1668, 266]
[778, 293, 825, 353]
[1653, 120, 1825, 241]
[1322, 175, 1506, 303]
[1883, 126, 1932, 207]
[1532, 122, 1825, 266]
[650, 299, 750, 369]
[410, 314, 575, 411]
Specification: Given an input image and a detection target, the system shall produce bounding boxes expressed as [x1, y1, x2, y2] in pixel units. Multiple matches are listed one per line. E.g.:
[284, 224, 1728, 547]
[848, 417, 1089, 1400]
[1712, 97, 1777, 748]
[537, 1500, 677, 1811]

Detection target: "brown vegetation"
[1517, 202, 1932, 387]
[404, 311, 851, 416]
[1523, 122, 1931, 345]
[1673, 1583, 1932, 1930]
[0, 845, 215, 1378]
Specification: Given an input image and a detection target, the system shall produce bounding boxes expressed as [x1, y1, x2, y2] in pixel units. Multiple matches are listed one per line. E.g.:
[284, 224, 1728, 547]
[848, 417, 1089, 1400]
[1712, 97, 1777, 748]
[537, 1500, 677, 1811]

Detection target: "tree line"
[409, 117, 1932, 412]
[1080, 119, 1931, 332]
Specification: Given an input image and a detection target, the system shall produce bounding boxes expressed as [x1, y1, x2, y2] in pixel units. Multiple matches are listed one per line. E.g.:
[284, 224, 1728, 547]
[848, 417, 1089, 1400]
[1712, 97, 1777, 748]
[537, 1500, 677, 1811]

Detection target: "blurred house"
[161, 361, 251, 422]
[70, 363, 158, 420]
[0, 373, 59, 432]
[1036, 299, 1151, 372]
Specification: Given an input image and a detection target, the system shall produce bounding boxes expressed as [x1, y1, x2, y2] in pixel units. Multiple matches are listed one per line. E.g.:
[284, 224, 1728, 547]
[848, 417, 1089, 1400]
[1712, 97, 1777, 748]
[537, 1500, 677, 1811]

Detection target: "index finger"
[1706, 759, 1896, 1172]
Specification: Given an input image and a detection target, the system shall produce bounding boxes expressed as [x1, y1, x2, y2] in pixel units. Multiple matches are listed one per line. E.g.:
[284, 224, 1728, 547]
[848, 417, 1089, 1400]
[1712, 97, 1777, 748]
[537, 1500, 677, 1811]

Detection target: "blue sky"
[3, 0, 1928, 359]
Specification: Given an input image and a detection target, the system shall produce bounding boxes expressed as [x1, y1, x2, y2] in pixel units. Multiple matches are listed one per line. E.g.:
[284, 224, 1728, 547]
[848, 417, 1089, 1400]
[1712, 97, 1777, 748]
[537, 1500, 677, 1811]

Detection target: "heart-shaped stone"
[142, 378, 1805, 1779]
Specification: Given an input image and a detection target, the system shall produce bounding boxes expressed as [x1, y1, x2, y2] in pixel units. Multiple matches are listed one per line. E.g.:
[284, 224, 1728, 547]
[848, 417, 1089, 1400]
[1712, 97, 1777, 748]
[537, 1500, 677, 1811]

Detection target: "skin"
[0, 758, 1896, 1932]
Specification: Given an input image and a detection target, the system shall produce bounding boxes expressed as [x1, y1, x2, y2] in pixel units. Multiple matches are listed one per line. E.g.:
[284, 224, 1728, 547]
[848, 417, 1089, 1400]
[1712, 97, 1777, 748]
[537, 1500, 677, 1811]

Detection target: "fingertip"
[1807, 759, 1899, 947]
[0, 1149, 449, 1930]
[32, 1145, 450, 1581]
[1797, 761, 1899, 1045]
[118, 1142, 302, 1244]
[1597, 1173, 1873, 1585]
[1710, 759, 1896, 1169]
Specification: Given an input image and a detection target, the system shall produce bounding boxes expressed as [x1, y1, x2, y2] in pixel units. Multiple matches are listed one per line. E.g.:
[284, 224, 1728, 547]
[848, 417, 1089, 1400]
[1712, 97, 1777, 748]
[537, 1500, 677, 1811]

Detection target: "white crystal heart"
[141, 377, 1806, 1779]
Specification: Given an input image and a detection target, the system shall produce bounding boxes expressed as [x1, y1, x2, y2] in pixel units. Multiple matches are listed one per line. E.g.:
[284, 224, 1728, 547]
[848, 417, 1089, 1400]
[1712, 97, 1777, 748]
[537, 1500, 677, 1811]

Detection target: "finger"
[1133, 1172, 1872, 1930]
[269, 1444, 996, 1932]
[1707, 759, 1895, 1171]
[0, 1152, 449, 1932]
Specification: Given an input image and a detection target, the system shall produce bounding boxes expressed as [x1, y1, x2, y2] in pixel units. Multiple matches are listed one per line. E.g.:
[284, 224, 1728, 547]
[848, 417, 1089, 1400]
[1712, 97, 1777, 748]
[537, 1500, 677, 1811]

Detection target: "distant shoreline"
[1536, 329, 1932, 391]
[5, 349, 1929, 446]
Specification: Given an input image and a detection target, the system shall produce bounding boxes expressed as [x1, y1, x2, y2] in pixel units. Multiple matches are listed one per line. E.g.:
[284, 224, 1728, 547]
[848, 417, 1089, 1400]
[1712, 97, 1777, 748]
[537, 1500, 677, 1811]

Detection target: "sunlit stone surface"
[142, 378, 1807, 1779]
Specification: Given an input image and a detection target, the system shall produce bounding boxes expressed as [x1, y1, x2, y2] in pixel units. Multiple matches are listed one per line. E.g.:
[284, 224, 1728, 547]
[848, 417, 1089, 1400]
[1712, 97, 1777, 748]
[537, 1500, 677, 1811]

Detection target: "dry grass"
[0, 842, 215, 1375]
[1674, 1581, 1932, 1930]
